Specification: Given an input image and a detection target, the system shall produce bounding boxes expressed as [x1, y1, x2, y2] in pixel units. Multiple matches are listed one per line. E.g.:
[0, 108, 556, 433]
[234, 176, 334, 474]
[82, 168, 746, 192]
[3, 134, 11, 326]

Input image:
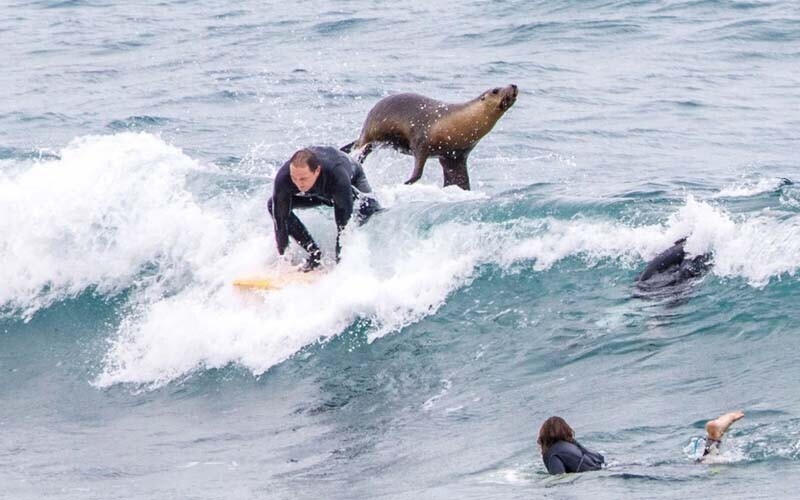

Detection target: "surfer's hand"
[300, 254, 321, 273]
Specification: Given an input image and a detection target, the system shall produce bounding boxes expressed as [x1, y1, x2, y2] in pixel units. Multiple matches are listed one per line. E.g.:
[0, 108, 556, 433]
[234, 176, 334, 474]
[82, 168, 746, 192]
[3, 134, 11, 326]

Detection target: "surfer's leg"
[706, 411, 744, 441]
[702, 410, 744, 457]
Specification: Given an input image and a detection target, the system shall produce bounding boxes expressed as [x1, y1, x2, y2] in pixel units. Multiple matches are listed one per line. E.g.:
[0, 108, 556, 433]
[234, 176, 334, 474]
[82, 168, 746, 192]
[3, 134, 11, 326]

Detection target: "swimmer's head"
[537, 416, 575, 455]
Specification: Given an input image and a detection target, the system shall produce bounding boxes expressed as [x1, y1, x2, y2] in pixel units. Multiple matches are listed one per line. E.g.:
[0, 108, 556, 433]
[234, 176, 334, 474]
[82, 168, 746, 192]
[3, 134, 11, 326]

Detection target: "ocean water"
[2, 0, 800, 498]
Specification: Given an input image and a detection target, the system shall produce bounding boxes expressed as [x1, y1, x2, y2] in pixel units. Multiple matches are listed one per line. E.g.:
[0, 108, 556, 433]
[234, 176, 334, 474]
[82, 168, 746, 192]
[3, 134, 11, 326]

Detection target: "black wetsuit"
[543, 440, 605, 475]
[267, 146, 381, 264]
[636, 237, 712, 288]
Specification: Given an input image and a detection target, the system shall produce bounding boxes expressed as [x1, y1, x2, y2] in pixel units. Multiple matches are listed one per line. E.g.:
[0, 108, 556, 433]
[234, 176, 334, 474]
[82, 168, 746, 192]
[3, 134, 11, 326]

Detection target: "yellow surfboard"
[232, 270, 322, 291]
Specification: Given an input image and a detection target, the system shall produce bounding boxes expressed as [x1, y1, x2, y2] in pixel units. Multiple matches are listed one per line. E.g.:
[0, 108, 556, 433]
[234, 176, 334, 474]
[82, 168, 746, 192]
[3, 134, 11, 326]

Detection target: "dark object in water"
[636, 238, 712, 289]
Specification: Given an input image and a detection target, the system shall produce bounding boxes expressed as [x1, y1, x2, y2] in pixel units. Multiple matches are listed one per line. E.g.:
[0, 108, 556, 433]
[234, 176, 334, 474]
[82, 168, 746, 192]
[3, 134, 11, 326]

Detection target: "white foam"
[375, 182, 488, 208]
[673, 197, 800, 287]
[97, 193, 800, 386]
[714, 176, 787, 198]
[0, 133, 234, 318]
[697, 442, 748, 465]
[95, 220, 487, 387]
[500, 196, 800, 287]
[6, 136, 799, 386]
[476, 466, 533, 485]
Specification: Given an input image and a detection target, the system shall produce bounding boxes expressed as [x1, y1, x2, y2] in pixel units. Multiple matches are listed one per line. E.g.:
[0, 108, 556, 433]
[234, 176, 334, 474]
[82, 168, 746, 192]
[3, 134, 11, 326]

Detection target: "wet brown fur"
[343, 85, 518, 190]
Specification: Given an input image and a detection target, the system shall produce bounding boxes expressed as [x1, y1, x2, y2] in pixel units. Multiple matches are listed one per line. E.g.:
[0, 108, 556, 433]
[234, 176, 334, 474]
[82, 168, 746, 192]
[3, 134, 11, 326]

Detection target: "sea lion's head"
[479, 84, 518, 112]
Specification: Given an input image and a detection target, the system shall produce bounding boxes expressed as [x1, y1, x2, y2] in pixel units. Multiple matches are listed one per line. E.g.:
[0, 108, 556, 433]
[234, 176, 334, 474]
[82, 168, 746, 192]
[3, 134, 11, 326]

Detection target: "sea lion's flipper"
[404, 151, 429, 184]
[341, 142, 374, 164]
[440, 153, 470, 190]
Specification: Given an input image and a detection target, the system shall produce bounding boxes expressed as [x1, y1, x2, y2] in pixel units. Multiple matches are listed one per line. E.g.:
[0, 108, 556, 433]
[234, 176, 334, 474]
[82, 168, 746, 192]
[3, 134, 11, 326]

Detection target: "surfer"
[268, 146, 381, 271]
[695, 410, 745, 462]
[537, 416, 605, 474]
[636, 237, 713, 289]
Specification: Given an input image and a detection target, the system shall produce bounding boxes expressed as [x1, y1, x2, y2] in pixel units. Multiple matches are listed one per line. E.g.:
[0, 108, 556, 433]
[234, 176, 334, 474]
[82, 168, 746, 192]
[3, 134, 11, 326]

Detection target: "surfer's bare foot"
[705, 411, 744, 441]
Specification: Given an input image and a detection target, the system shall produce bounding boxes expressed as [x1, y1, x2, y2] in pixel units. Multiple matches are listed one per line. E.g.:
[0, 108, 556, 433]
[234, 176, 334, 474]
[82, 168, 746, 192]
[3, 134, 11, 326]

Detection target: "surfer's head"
[537, 416, 575, 455]
[289, 148, 321, 193]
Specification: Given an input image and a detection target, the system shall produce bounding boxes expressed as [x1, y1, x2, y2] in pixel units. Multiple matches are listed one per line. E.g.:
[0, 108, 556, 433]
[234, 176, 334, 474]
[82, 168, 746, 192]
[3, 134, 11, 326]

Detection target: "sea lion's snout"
[500, 84, 518, 110]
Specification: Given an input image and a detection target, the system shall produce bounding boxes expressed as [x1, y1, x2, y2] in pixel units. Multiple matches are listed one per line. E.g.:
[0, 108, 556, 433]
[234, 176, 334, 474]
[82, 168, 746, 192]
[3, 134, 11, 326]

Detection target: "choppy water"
[2, 1, 800, 498]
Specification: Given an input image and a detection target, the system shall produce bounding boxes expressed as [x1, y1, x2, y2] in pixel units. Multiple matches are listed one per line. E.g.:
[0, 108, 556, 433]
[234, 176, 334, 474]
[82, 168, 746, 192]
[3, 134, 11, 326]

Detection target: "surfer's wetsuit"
[636, 237, 712, 287]
[543, 440, 605, 474]
[268, 146, 381, 270]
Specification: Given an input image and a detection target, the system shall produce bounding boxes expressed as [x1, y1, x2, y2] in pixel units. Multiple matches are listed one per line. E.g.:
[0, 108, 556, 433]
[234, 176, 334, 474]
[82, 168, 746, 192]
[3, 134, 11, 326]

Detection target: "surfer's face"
[290, 163, 321, 193]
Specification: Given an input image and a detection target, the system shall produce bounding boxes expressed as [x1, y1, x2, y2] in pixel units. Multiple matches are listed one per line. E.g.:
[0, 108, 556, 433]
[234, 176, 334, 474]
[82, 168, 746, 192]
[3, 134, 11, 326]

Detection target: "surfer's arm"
[350, 161, 372, 194]
[273, 196, 292, 254]
[271, 174, 294, 255]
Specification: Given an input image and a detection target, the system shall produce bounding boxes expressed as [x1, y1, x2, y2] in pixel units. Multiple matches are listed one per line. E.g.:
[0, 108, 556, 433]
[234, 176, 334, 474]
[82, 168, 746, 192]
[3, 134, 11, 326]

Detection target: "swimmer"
[697, 410, 745, 461]
[538, 416, 605, 474]
[636, 237, 713, 289]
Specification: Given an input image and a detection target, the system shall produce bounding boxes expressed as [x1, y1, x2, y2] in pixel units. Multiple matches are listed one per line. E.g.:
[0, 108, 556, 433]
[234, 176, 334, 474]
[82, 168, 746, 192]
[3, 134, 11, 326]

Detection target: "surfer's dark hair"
[289, 148, 321, 172]
[537, 416, 575, 455]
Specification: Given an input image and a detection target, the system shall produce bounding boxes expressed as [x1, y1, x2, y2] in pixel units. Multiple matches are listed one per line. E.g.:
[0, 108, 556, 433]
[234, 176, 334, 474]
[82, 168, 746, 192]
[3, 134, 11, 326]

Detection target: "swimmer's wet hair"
[290, 148, 321, 172]
[538, 416, 575, 455]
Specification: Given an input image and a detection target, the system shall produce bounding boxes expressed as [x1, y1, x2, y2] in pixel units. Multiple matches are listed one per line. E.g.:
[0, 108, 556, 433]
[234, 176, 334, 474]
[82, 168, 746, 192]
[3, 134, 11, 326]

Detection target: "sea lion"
[636, 237, 713, 290]
[341, 84, 518, 190]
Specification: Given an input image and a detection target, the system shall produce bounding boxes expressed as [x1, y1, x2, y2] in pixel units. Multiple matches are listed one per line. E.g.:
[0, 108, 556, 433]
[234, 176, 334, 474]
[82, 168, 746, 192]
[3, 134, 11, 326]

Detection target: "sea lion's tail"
[340, 141, 356, 153]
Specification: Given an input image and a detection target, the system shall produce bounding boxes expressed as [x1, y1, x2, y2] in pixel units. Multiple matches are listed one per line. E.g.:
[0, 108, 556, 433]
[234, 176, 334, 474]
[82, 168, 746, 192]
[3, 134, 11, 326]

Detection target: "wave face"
[3, 1, 800, 499]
